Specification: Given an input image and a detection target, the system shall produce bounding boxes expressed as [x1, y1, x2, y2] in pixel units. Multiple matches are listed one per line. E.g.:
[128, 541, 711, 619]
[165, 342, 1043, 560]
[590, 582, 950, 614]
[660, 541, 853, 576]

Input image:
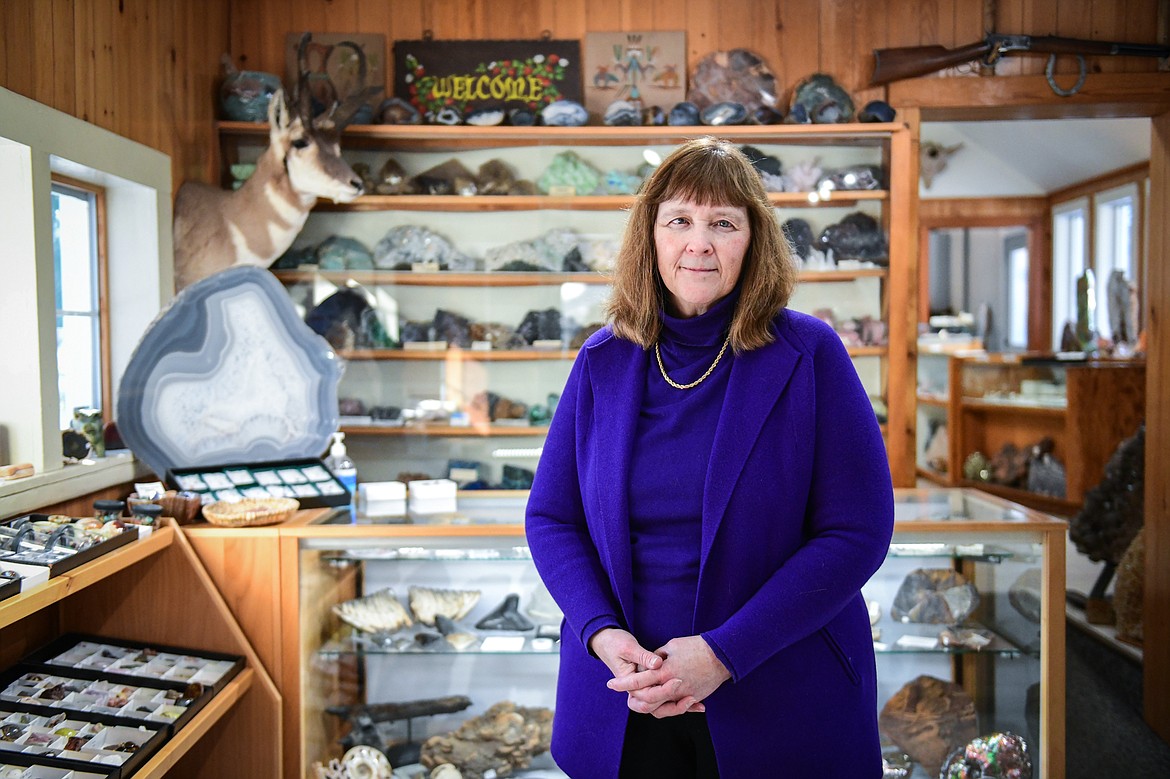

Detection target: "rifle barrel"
[1024, 35, 1170, 59]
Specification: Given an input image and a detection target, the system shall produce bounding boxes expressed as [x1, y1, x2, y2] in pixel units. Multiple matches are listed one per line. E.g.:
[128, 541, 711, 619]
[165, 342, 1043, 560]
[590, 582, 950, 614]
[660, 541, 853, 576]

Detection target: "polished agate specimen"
[117, 267, 342, 478]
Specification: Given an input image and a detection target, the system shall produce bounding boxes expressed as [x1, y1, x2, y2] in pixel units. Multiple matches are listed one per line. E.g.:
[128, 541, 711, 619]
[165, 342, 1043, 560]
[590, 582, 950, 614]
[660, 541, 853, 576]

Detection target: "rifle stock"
[870, 41, 992, 86]
[871, 34, 1170, 88]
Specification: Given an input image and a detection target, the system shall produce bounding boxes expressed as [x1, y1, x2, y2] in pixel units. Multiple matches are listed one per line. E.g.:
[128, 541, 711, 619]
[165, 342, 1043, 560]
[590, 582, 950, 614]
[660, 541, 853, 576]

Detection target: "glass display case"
[281, 488, 1065, 779]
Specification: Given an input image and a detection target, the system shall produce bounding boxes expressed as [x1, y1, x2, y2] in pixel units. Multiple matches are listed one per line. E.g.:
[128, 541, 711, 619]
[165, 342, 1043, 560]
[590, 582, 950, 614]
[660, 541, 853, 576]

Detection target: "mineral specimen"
[433, 309, 473, 348]
[420, 701, 553, 779]
[891, 568, 980, 624]
[516, 309, 562, 344]
[817, 211, 889, 263]
[372, 225, 473, 270]
[333, 588, 413, 633]
[700, 101, 747, 126]
[879, 675, 978, 778]
[315, 236, 374, 270]
[687, 49, 779, 114]
[790, 73, 855, 123]
[667, 101, 701, 126]
[1114, 527, 1145, 644]
[540, 100, 588, 127]
[409, 586, 481, 626]
[537, 151, 603, 196]
[603, 100, 641, 126]
[1008, 568, 1043, 624]
[1070, 424, 1144, 567]
[475, 594, 535, 631]
[413, 159, 478, 196]
[941, 732, 1032, 779]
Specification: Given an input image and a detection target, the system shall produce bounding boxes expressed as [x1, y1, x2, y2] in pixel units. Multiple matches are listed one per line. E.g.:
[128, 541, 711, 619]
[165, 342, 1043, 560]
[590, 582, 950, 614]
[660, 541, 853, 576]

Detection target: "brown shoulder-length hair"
[606, 136, 798, 352]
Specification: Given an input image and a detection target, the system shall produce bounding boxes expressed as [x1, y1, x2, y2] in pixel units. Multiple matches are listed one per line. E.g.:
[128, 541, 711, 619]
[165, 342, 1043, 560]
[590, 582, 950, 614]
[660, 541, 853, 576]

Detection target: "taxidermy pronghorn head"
[919, 141, 964, 189]
[172, 33, 376, 291]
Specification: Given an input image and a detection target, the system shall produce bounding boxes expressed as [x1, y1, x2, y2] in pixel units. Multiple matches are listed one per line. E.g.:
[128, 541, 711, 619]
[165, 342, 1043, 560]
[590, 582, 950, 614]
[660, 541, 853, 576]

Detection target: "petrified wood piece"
[879, 675, 978, 778]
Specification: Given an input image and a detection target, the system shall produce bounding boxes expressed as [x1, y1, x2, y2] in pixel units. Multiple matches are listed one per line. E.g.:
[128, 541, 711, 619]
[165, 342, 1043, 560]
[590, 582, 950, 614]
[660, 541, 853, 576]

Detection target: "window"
[1005, 234, 1029, 350]
[1051, 199, 1088, 348]
[1093, 183, 1139, 342]
[52, 178, 109, 431]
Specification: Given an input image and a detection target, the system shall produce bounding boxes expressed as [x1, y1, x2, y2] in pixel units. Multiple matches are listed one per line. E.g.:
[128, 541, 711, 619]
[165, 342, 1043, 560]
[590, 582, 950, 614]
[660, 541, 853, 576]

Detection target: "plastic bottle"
[324, 431, 358, 502]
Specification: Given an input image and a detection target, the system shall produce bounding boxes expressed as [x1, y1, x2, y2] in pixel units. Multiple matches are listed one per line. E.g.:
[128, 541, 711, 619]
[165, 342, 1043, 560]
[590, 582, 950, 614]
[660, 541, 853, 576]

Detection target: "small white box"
[407, 478, 457, 515]
[357, 481, 407, 517]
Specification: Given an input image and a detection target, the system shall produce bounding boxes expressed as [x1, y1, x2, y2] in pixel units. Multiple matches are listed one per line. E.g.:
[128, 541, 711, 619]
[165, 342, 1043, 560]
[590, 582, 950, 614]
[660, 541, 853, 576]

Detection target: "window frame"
[52, 174, 113, 427]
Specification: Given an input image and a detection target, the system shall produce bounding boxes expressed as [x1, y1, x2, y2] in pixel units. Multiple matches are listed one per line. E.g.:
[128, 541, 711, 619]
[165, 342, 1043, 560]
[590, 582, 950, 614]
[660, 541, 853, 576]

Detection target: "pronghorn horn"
[328, 40, 381, 130]
[293, 31, 315, 125]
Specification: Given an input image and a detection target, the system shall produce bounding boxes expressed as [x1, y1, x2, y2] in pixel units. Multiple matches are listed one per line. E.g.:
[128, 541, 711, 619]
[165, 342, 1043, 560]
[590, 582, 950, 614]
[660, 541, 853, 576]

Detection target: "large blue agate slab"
[117, 266, 342, 478]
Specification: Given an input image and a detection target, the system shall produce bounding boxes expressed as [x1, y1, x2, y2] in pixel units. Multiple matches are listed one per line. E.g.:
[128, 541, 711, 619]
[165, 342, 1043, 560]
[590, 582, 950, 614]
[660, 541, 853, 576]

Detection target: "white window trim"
[1051, 197, 1089, 348]
[0, 86, 170, 512]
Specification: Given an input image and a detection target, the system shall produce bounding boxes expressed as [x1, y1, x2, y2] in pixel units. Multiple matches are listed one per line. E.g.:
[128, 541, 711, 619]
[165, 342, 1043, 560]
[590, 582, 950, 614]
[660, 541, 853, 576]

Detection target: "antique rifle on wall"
[870, 33, 1169, 95]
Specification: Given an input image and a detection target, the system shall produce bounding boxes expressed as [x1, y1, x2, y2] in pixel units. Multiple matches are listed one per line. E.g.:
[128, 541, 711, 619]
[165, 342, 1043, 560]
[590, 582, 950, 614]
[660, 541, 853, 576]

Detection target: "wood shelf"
[216, 120, 903, 150]
[340, 347, 577, 361]
[0, 526, 172, 628]
[341, 423, 549, 438]
[916, 465, 951, 485]
[916, 392, 949, 407]
[274, 267, 888, 286]
[133, 667, 255, 778]
[959, 479, 1081, 517]
[961, 398, 1068, 417]
[312, 190, 887, 212]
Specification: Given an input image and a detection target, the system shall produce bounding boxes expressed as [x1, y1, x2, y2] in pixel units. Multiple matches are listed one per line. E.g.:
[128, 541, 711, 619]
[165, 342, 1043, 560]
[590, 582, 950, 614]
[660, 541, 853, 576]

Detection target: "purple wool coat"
[525, 309, 895, 778]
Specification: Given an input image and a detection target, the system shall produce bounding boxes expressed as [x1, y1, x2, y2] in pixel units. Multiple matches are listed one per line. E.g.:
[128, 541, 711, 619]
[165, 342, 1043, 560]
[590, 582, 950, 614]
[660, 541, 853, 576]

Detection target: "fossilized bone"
[172, 34, 375, 291]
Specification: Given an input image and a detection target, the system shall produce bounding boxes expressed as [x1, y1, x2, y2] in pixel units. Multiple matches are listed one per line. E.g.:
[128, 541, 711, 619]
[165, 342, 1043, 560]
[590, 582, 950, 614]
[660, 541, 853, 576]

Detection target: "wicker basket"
[202, 497, 299, 528]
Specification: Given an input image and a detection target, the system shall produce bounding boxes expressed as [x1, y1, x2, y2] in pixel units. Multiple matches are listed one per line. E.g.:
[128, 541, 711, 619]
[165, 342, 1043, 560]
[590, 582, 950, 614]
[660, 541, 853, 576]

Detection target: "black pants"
[619, 711, 719, 779]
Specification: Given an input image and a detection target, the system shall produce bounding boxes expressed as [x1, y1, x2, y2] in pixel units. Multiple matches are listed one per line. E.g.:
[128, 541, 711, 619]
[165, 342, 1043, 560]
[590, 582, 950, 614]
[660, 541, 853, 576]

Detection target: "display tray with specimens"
[0, 705, 165, 779]
[0, 755, 116, 778]
[23, 636, 243, 696]
[0, 517, 138, 579]
[165, 457, 351, 509]
[0, 667, 212, 738]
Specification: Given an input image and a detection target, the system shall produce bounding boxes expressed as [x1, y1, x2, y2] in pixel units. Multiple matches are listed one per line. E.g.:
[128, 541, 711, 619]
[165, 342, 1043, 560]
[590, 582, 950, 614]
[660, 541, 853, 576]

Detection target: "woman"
[525, 137, 894, 778]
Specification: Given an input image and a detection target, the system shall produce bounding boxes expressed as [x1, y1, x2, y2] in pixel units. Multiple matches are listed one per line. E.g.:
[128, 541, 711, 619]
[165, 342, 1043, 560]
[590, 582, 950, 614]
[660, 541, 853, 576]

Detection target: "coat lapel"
[701, 328, 801, 567]
[585, 335, 647, 622]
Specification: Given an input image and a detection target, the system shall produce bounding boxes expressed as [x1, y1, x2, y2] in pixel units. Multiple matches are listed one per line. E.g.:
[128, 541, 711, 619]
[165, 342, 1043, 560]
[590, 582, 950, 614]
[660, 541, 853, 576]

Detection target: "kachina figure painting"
[583, 31, 685, 123]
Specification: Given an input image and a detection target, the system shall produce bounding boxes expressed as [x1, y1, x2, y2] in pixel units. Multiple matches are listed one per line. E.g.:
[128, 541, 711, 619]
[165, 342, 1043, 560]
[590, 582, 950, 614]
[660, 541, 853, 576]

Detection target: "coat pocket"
[818, 626, 862, 686]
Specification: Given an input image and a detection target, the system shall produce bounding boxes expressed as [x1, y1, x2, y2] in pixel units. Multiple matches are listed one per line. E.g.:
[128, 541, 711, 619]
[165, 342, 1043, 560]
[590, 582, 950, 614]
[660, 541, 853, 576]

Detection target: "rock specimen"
[879, 675, 978, 778]
[413, 159, 478, 196]
[469, 323, 526, 350]
[687, 49, 779, 115]
[536, 151, 602, 195]
[1008, 568, 1043, 624]
[891, 568, 980, 624]
[940, 732, 1032, 778]
[1070, 424, 1144, 570]
[409, 586, 481, 626]
[373, 225, 473, 271]
[333, 588, 413, 633]
[484, 228, 583, 273]
[470, 391, 528, 423]
[817, 211, 889, 263]
[790, 73, 855, 123]
[1113, 527, 1144, 644]
[516, 309, 562, 344]
[475, 594, 534, 631]
[316, 236, 374, 270]
[420, 701, 553, 779]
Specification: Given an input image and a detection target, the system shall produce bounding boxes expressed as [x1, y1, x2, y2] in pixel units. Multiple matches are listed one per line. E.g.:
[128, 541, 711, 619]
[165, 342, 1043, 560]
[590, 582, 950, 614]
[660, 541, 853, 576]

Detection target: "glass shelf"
[875, 622, 1027, 657]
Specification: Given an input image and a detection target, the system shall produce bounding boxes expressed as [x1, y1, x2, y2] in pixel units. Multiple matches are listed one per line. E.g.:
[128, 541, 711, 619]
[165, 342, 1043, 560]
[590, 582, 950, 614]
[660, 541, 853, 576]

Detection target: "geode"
[879, 675, 978, 778]
[891, 568, 980, 624]
[940, 732, 1032, 779]
[687, 49, 779, 114]
[1070, 424, 1144, 565]
[817, 211, 888, 262]
[420, 701, 552, 779]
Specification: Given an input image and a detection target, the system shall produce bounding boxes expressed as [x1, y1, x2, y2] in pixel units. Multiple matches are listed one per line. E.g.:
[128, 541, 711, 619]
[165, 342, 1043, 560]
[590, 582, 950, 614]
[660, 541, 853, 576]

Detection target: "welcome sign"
[392, 39, 582, 121]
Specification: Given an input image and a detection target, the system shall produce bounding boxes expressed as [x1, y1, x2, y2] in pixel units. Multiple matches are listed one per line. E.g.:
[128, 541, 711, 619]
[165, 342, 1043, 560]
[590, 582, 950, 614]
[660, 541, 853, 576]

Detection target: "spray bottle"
[325, 431, 358, 503]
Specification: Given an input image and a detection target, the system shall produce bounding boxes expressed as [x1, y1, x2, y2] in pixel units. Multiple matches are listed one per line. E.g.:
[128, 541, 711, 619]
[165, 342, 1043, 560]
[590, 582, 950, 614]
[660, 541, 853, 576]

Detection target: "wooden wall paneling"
[851, 0, 890, 106]
[1145, 108, 1170, 743]
[2, 2, 35, 101]
[546, 0, 587, 44]
[776, 0, 823, 97]
[818, 0, 859, 90]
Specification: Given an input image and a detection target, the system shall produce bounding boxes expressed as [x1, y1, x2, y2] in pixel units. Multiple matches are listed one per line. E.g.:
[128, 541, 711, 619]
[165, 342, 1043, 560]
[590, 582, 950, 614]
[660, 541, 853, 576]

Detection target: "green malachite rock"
[536, 150, 602, 196]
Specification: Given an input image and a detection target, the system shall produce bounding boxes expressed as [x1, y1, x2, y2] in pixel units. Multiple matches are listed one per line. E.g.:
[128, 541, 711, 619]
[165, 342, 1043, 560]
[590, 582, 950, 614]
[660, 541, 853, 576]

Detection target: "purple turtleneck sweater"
[626, 290, 738, 650]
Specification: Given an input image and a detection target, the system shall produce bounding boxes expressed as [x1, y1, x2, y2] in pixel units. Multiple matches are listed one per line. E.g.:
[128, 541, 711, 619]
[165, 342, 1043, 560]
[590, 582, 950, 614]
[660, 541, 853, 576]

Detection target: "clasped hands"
[590, 628, 731, 718]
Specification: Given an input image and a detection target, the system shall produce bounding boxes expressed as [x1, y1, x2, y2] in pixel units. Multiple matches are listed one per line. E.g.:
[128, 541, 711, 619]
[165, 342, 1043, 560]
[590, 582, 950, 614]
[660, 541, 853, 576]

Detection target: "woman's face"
[654, 197, 750, 318]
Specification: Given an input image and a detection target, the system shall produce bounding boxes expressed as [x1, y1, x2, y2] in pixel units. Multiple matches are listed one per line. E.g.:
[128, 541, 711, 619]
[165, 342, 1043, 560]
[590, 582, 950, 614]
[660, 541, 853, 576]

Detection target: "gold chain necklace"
[655, 335, 731, 390]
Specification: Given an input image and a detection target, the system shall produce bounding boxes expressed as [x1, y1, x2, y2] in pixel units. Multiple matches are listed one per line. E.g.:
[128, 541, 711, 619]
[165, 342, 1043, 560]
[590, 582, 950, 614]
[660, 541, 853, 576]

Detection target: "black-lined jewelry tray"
[165, 456, 350, 509]
[0, 516, 139, 578]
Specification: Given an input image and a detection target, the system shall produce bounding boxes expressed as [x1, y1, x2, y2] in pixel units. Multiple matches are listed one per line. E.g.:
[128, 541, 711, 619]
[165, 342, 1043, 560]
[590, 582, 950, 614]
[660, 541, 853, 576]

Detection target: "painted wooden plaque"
[583, 31, 686, 122]
[392, 39, 582, 121]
